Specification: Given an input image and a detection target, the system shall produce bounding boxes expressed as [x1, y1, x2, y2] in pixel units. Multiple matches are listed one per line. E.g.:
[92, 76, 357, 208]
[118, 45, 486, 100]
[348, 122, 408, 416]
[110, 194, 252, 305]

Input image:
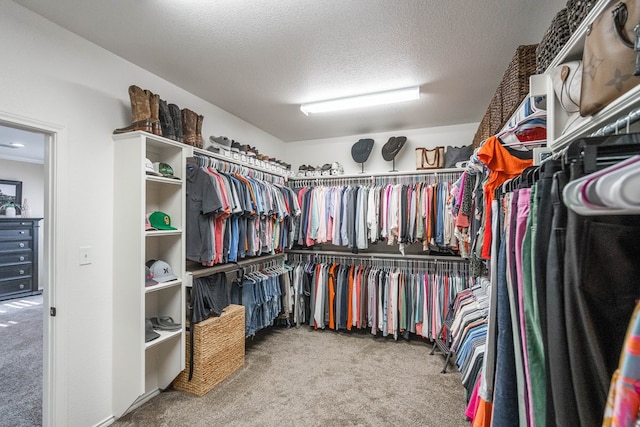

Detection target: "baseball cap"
[148, 211, 177, 230]
[153, 162, 179, 179]
[145, 158, 162, 176]
[146, 259, 178, 283]
[145, 266, 158, 287]
[144, 213, 157, 231]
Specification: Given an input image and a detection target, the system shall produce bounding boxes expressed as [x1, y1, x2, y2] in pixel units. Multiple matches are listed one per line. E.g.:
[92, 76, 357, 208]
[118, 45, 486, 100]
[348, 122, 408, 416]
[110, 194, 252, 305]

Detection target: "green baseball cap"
[153, 162, 179, 179]
[148, 211, 177, 230]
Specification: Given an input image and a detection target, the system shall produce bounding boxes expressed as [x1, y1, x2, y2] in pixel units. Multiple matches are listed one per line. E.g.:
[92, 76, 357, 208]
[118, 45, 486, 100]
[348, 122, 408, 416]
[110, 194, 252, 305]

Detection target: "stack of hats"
[144, 158, 180, 180]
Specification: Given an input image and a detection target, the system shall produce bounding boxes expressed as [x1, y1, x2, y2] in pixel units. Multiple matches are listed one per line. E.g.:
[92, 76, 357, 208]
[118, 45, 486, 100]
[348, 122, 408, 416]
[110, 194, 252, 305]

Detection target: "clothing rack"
[589, 106, 640, 137]
[286, 249, 470, 269]
[187, 253, 286, 279]
[190, 147, 287, 184]
[288, 168, 464, 188]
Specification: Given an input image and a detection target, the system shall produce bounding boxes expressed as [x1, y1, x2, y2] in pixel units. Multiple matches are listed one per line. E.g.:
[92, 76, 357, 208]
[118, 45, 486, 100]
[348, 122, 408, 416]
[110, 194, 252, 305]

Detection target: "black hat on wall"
[351, 138, 374, 163]
[382, 136, 407, 161]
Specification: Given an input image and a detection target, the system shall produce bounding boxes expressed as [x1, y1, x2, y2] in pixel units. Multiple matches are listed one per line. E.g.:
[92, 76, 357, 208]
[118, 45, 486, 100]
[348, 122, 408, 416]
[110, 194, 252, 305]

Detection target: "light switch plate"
[79, 246, 92, 265]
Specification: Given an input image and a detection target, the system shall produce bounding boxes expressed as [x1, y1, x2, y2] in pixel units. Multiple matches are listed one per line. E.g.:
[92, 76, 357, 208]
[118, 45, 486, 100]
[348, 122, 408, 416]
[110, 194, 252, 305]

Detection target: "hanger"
[563, 155, 640, 215]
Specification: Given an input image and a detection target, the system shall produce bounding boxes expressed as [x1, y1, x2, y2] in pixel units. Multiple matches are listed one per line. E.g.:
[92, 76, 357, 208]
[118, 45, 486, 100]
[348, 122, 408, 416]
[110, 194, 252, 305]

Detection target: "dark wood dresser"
[0, 217, 43, 301]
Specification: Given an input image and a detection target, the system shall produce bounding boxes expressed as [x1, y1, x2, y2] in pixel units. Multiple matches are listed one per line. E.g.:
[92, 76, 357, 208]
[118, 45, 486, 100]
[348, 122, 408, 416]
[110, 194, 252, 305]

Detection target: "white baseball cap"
[145, 158, 162, 176]
[146, 260, 177, 283]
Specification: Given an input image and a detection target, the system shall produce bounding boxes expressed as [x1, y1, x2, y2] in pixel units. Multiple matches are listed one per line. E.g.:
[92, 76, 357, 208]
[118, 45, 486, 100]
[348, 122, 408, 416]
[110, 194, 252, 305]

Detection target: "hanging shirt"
[477, 136, 533, 259]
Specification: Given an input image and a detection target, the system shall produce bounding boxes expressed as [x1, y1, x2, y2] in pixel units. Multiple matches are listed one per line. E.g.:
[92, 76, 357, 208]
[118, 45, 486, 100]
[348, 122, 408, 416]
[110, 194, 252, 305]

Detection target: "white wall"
[0, 158, 45, 288]
[285, 123, 478, 175]
[0, 2, 286, 426]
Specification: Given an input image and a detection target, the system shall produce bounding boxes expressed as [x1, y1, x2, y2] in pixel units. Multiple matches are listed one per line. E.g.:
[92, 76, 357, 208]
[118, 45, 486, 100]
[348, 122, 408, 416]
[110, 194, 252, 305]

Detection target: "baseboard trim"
[125, 389, 161, 414]
[93, 416, 115, 427]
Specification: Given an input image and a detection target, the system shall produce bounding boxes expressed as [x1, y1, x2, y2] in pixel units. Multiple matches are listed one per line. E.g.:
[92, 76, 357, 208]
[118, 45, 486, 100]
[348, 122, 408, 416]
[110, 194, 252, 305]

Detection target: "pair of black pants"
[562, 162, 640, 427]
[545, 169, 576, 427]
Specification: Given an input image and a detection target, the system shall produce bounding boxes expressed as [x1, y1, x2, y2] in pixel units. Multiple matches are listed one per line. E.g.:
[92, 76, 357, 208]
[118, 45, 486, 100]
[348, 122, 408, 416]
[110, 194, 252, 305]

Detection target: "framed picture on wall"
[0, 179, 22, 214]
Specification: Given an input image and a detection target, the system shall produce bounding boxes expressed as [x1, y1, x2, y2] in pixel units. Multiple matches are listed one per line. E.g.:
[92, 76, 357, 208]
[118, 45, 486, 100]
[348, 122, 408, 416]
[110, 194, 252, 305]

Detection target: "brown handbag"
[580, 0, 640, 116]
[415, 147, 445, 170]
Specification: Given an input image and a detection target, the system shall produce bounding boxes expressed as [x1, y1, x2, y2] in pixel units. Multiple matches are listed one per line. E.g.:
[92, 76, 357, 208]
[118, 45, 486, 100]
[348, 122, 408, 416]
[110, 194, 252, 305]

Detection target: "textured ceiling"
[12, 0, 566, 142]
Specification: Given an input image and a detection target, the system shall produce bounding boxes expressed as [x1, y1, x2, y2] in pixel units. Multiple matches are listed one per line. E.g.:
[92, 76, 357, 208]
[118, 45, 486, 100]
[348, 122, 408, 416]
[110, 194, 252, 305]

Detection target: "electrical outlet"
[79, 246, 92, 266]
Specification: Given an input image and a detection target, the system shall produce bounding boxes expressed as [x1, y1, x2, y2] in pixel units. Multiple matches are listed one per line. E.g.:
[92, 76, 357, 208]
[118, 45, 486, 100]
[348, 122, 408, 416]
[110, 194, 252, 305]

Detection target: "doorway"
[0, 112, 61, 427]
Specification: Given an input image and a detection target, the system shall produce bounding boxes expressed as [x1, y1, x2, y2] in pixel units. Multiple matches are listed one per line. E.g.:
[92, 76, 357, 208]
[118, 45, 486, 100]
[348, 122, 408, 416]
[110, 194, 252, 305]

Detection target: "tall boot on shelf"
[145, 90, 162, 136]
[158, 99, 175, 140]
[195, 114, 204, 148]
[182, 108, 198, 147]
[169, 104, 183, 143]
[113, 85, 152, 134]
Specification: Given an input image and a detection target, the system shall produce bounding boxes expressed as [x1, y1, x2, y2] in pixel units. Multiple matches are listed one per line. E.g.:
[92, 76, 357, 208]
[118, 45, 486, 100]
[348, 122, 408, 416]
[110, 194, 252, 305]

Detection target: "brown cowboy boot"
[182, 108, 198, 146]
[195, 114, 204, 148]
[145, 90, 162, 136]
[113, 85, 152, 134]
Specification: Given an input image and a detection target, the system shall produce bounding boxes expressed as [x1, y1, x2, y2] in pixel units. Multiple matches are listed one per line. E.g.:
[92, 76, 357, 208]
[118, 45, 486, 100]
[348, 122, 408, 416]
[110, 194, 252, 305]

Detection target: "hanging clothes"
[286, 259, 471, 340]
[291, 180, 462, 255]
[229, 264, 292, 337]
[186, 161, 301, 266]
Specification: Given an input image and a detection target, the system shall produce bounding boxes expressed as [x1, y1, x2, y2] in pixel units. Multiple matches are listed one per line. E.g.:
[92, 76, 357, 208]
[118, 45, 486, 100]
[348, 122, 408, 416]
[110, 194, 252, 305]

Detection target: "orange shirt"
[347, 266, 355, 330]
[328, 264, 337, 330]
[477, 136, 533, 259]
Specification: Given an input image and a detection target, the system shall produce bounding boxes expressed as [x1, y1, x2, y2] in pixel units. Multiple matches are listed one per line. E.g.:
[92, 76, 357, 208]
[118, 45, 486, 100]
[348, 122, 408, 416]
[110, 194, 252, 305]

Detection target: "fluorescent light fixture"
[0, 142, 24, 149]
[300, 86, 420, 115]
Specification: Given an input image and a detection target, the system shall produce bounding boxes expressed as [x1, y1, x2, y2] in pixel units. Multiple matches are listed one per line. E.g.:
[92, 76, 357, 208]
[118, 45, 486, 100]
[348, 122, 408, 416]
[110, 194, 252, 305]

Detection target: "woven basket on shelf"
[501, 44, 537, 121]
[566, 0, 596, 34]
[489, 87, 504, 134]
[172, 304, 245, 396]
[536, 8, 571, 74]
[473, 111, 491, 148]
[472, 44, 538, 147]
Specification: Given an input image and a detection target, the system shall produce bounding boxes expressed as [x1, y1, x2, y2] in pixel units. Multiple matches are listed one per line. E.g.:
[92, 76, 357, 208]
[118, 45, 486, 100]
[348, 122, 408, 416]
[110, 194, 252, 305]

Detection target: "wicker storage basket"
[536, 8, 571, 74]
[502, 44, 538, 121]
[489, 87, 504, 134]
[567, 0, 596, 34]
[172, 304, 245, 396]
[472, 44, 537, 147]
[472, 112, 491, 148]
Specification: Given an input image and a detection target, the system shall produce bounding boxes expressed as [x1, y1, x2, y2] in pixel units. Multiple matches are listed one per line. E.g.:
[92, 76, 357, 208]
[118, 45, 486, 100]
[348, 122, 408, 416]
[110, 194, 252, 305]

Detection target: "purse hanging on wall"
[415, 146, 445, 170]
[580, 0, 640, 116]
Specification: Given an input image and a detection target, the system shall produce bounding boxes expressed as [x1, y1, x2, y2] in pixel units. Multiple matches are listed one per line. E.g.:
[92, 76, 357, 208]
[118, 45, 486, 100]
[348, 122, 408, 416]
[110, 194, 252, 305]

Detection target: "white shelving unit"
[112, 131, 191, 417]
[544, 0, 640, 151]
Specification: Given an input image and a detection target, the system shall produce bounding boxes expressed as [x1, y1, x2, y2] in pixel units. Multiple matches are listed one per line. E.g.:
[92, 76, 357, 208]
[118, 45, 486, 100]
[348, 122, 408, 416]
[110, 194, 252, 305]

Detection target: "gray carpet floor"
[114, 326, 469, 427]
[0, 294, 43, 427]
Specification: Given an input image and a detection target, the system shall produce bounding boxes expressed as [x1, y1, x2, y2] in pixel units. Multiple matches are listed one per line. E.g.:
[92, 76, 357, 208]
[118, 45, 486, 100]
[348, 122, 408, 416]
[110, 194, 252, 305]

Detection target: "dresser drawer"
[0, 240, 31, 252]
[0, 277, 33, 297]
[0, 252, 32, 265]
[0, 263, 31, 279]
[0, 228, 32, 239]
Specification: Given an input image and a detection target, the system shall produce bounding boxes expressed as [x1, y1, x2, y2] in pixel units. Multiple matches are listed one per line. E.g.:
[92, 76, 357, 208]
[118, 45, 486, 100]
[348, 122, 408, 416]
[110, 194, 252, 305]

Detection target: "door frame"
[0, 111, 65, 427]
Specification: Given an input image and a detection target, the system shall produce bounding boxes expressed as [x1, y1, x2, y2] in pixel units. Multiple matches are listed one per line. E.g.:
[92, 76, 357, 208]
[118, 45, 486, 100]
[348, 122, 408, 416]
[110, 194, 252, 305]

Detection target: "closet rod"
[285, 249, 469, 263]
[590, 106, 640, 137]
[288, 167, 464, 182]
[191, 147, 289, 181]
[187, 253, 286, 279]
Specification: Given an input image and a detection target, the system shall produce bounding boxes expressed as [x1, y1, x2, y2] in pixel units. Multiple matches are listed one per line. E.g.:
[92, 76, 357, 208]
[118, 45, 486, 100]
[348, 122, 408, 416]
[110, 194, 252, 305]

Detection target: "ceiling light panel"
[300, 86, 420, 115]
